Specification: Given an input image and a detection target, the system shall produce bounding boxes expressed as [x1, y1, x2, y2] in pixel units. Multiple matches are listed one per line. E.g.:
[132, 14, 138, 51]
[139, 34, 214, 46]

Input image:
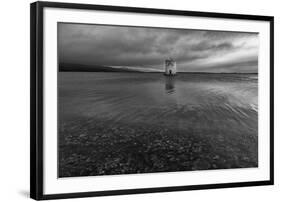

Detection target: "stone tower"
[164, 58, 177, 76]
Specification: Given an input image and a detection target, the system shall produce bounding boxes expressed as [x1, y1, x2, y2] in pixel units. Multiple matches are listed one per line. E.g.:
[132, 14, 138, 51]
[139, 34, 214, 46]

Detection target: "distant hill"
[59, 63, 142, 72]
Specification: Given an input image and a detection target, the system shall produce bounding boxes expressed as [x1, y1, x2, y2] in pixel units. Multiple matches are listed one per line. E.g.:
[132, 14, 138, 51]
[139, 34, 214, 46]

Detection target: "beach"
[58, 72, 258, 177]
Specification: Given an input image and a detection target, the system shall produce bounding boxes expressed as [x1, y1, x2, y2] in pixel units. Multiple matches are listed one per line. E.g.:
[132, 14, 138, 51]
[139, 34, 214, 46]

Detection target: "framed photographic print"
[30, 1, 274, 200]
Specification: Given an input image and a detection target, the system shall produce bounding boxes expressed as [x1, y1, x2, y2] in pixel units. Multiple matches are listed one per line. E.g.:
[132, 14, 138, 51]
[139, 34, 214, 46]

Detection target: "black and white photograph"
[58, 23, 259, 178]
[29, 1, 274, 200]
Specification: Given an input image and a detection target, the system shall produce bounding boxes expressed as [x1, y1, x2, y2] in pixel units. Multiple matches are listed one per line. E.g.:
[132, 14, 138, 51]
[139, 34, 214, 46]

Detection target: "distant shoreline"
[59, 64, 257, 74]
[59, 71, 258, 74]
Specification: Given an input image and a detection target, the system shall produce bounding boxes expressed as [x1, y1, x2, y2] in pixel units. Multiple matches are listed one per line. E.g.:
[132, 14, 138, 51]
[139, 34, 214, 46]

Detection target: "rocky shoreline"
[59, 117, 257, 177]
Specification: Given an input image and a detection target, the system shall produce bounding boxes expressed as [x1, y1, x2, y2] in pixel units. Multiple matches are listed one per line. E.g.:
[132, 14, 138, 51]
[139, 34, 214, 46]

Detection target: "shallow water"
[58, 72, 258, 177]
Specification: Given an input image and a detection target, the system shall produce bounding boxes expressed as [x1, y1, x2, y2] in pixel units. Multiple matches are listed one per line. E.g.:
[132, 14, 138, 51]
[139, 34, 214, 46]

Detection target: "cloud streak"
[58, 23, 258, 73]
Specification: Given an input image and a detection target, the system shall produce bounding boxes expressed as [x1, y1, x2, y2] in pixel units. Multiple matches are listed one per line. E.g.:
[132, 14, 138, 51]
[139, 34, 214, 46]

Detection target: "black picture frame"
[30, 1, 274, 200]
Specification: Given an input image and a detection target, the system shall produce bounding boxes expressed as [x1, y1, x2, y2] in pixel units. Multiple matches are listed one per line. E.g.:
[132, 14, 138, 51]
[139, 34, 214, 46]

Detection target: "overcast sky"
[58, 23, 259, 73]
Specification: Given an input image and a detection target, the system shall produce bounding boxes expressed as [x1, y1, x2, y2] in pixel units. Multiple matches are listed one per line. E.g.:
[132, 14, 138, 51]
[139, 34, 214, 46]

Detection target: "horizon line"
[59, 70, 258, 74]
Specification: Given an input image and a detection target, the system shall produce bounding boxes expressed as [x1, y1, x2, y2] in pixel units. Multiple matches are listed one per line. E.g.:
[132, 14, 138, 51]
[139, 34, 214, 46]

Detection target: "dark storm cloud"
[58, 23, 258, 73]
[190, 41, 234, 51]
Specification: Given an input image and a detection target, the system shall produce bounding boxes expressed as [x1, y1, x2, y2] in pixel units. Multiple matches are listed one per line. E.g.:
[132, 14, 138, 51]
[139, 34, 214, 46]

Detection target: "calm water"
[59, 72, 258, 177]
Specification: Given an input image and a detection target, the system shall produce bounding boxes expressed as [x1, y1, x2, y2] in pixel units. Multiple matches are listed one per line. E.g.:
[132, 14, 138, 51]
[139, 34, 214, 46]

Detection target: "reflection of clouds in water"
[59, 72, 258, 129]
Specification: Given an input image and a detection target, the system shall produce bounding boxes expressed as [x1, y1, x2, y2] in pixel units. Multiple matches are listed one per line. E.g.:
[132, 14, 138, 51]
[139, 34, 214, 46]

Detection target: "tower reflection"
[165, 76, 176, 94]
